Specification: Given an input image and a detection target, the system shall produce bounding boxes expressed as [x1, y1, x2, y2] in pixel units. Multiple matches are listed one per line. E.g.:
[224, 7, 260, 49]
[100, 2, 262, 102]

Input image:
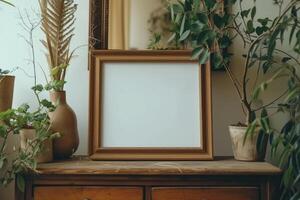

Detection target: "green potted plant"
[151, 0, 296, 162]
[0, 100, 58, 192]
[39, 0, 79, 159]
[246, 1, 300, 198]
[259, 53, 300, 199]
[270, 70, 300, 199]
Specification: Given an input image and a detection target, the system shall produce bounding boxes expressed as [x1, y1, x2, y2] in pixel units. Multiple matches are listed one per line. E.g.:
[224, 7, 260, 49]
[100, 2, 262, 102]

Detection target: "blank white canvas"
[102, 62, 202, 148]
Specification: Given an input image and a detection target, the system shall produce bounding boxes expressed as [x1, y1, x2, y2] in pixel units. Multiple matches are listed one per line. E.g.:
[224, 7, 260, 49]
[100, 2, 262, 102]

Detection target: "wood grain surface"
[36, 156, 281, 175]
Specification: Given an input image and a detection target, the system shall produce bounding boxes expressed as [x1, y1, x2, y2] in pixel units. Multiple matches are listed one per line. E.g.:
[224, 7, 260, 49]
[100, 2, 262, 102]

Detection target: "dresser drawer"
[152, 187, 260, 200]
[34, 187, 143, 200]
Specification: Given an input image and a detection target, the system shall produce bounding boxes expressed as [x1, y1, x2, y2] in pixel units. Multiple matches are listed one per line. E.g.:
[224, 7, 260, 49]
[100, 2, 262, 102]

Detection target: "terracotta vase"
[229, 126, 267, 162]
[0, 75, 15, 112]
[20, 129, 53, 163]
[49, 91, 79, 159]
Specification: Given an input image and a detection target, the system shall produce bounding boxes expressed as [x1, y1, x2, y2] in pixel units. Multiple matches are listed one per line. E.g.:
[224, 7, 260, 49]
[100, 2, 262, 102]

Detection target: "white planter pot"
[229, 126, 264, 161]
[20, 129, 53, 163]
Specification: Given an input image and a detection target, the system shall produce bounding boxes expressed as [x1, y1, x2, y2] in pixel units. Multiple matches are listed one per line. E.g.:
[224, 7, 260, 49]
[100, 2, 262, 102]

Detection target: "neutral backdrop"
[0, 0, 288, 199]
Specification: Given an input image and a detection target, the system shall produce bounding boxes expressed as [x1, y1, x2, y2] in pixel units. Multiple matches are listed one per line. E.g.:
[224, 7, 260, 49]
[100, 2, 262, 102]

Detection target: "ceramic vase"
[20, 129, 53, 163]
[49, 91, 79, 159]
[0, 75, 15, 112]
[229, 126, 267, 161]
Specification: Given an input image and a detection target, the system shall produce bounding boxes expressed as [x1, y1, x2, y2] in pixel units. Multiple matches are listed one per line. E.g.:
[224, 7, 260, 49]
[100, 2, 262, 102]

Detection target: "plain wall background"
[0, 0, 289, 199]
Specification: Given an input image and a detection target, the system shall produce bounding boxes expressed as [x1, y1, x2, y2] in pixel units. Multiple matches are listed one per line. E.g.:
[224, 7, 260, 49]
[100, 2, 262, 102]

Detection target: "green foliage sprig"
[0, 85, 57, 192]
[168, 0, 234, 69]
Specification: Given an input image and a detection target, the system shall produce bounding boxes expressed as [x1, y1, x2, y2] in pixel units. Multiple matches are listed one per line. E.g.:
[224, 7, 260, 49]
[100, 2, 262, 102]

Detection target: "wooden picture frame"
[89, 50, 213, 160]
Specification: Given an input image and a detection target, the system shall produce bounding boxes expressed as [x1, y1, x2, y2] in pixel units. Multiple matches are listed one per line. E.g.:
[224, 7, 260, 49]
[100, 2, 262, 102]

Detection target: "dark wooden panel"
[34, 187, 143, 200]
[152, 187, 260, 200]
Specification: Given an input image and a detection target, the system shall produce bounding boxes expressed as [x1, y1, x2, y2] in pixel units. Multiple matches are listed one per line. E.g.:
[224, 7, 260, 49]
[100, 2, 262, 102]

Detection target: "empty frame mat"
[89, 51, 213, 160]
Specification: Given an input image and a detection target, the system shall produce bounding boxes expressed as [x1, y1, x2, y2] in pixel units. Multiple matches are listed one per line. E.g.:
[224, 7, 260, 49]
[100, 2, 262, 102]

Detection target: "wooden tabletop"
[36, 156, 282, 176]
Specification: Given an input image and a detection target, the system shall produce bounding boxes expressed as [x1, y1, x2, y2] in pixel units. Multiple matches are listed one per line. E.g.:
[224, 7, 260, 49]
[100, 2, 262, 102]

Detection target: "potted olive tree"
[39, 0, 79, 159]
[152, 0, 298, 162]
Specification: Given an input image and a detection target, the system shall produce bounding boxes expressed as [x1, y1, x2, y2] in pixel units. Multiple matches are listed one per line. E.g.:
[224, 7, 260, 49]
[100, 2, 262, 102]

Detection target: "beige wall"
[0, 0, 293, 199]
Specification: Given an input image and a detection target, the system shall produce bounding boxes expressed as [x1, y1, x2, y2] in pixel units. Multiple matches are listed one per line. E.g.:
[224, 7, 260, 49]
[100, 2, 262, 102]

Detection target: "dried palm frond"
[39, 0, 77, 85]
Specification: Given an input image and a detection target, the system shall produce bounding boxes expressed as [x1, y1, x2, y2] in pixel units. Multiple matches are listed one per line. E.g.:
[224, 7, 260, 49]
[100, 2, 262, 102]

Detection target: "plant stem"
[253, 89, 289, 112]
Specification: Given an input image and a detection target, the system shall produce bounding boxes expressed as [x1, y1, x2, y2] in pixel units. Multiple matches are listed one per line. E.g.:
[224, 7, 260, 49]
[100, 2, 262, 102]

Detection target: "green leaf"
[279, 148, 290, 168]
[172, 4, 184, 14]
[197, 13, 209, 24]
[241, 9, 251, 18]
[252, 84, 264, 100]
[184, 0, 192, 11]
[290, 193, 300, 200]
[244, 120, 257, 145]
[170, 5, 175, 21]
[0, 126, 7, 138]
[255, 26, 264, 35]
[257, 18, 269, 26]
[192, 47, 202, 60]
[179, 30, 190, 41]
[213, 14, 225, 29]
[246, 20, 255, 34]
[198, 48, 210, 64]
[168, 33, 176, 43]
[31, 84, 44, 92]
[251, 6, 256, 19]
[0, 69, 10, 75]
[190, 21, 205, 32]
[17, 104, 30, 113]
[289, 23, 297, 44]
[219, 35, 232, 48]
[0, 0, 14, 7]
[180, 14, 186, 36]
[212, 52, 223, 69]
[282, 164, 294, 187]
[204, 0, 217, 10]
[256, 129, 268, 158]
[258, 109, 270, 136]
[285, 87, 300, 102]
[16, 176, 25, 193]
[281, 120, 294, 135]
[294, 174, 300, 186]
[262, 61, 272, 74]
[0, 157, 6, 169]
[40, 99, 54, 109]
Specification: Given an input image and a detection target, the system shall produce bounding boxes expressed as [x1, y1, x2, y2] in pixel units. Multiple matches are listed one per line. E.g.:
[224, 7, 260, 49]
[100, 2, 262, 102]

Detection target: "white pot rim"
[229, 125, 248, 130]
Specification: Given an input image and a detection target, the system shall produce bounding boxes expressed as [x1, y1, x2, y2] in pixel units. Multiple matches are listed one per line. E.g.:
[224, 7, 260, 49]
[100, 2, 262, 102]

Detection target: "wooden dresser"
[16, 157, 281, 200]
